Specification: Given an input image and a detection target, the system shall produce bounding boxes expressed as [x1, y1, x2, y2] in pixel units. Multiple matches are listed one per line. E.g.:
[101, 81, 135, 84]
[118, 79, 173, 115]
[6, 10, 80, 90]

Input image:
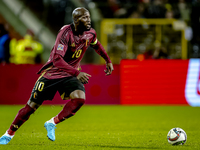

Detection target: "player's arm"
[91, 39, 114, 75]
[104, 62, 114, 76]
[53, 54, 91, 84]
[53, 54, 80, 76]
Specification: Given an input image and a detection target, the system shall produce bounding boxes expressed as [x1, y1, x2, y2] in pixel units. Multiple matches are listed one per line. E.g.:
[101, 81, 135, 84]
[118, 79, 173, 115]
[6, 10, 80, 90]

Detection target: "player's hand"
[104, 63, 114, 76]
[77, 72, 91, 84]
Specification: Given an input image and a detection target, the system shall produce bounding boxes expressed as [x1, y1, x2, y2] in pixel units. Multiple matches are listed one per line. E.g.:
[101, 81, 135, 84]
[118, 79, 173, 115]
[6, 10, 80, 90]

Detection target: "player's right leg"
[0, 76, 52, 145]
[0, 101, 40, 145]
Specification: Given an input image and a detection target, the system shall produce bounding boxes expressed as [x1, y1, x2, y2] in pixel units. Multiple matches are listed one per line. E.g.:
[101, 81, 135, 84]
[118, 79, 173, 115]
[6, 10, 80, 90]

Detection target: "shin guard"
[57, 98, 85, 122]
[9, 104, 35, 131]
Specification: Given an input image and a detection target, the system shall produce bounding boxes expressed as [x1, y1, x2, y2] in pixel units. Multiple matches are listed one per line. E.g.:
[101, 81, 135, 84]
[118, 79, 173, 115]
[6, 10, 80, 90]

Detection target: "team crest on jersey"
[33, 92, 37, 99]
[57, 44, 64, 50]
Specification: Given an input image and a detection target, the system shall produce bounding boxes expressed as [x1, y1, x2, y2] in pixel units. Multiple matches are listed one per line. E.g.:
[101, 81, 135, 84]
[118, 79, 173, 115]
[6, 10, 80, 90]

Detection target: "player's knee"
[27, 100, 41, 109]
[69, 90, 85, 99]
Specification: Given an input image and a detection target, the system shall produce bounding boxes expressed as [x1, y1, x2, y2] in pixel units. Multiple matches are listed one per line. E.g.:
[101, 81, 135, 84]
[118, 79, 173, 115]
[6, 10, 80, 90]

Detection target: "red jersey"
[37, 24, 111, 79]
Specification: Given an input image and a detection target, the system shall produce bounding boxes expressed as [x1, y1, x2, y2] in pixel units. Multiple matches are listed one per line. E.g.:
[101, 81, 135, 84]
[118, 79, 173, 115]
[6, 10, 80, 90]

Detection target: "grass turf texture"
[0, 105, 199, 150]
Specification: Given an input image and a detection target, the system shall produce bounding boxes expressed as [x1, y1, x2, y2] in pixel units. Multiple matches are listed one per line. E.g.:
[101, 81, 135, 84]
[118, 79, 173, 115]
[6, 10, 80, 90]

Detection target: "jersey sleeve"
[89, 29, 111, 63]
[53, 54, 80, 76]
[92, 41, 111, 63]
[54, 26, 70, 57]
[90, 29, 98, 46]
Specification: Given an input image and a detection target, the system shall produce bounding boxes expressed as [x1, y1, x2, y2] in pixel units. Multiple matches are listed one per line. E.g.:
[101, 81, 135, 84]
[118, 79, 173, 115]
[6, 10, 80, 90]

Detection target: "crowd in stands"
[94, 0, 192, 21]
[93, 0, 200, 60]
[0, 0, 200, 64]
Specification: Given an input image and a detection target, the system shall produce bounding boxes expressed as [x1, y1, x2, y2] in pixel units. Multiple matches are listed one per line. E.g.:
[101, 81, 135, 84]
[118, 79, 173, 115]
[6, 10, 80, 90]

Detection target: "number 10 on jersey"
[72, 49, 82, 58]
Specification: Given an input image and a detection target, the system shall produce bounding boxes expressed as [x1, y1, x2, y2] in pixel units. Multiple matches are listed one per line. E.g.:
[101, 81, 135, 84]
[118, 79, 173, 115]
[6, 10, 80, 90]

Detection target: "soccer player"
[0, 7, 114, 145]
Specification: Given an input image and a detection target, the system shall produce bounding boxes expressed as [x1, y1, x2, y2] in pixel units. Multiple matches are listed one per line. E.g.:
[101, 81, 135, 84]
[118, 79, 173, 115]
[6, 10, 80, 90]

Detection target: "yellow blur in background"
[10, 31, 43, 64]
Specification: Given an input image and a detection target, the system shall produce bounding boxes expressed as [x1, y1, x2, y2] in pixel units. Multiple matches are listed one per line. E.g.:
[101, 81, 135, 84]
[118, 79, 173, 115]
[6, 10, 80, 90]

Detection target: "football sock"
[8, 104, 35, 133]
[47, 117, 56, 125]
[54, 98, 85, 124]
[7, 129, 15, 136]
[4, 131, 14, 138]
[53, 116, 60, 124]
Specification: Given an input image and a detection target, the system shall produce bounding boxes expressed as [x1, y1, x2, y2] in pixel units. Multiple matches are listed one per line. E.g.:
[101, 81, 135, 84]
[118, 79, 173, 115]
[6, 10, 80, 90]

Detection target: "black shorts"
[29, 76, 85, 105]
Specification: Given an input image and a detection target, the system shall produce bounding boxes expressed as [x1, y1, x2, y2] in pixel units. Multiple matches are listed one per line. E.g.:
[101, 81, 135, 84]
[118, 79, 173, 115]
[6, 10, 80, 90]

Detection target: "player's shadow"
[15, 143, 160, 149]
[66, 143, 160, 149]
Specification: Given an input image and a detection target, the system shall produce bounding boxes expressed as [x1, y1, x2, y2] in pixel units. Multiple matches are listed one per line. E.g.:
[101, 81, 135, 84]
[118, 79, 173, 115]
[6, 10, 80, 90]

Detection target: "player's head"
[72, 7, 91, 32]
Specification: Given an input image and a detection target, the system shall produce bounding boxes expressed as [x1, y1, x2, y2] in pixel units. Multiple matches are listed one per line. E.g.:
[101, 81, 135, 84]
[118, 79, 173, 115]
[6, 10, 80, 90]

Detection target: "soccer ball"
[167, 127, 187, 145]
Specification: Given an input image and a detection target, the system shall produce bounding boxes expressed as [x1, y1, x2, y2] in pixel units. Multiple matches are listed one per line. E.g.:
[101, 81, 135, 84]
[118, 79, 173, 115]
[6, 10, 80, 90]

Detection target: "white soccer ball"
[167, 127, 187, 145]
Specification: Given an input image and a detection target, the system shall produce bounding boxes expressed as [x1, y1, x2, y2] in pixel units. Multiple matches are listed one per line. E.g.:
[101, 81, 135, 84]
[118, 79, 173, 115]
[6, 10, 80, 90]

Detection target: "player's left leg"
[0, 76, 56, 144]
[45, 89, 85, 141]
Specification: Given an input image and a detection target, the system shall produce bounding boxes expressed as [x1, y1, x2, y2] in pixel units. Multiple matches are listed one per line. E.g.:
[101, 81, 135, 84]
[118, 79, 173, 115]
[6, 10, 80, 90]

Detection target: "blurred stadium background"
[0, 0, 200, 105]
[0, 0, 200, 149]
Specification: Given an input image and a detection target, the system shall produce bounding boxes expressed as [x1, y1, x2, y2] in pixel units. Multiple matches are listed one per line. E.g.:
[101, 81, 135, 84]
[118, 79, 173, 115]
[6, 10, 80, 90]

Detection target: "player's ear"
[74, 18, 79, 24]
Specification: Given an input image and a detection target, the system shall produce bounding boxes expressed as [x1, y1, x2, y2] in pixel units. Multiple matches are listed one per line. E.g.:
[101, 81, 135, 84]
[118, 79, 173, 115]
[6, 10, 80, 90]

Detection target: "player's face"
[78, 12, 91, 31]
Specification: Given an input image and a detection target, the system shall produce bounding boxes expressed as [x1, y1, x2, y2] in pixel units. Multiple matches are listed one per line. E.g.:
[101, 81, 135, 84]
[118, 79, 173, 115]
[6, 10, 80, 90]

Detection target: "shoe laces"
[2, 136, 11, 142]
[48, 123, 56, 131]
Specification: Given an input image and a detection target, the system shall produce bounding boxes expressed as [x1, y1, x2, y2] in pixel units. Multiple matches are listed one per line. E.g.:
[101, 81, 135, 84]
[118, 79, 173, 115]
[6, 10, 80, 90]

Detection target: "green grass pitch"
[0, 105, 200, 150]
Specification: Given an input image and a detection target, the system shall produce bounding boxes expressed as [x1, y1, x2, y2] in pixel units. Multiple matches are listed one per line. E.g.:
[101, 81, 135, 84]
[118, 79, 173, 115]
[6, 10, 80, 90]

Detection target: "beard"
[79, 21, 91, 32]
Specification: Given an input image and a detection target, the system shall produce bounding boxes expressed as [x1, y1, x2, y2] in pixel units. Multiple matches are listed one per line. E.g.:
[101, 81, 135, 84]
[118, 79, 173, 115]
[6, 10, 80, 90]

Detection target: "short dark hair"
[72, 7, 89, 22]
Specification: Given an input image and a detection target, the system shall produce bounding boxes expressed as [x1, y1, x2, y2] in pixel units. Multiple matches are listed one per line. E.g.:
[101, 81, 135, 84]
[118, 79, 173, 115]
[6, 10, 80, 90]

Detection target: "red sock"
[7, 129, 15, 136]
[8, 104, 35, 134]
[54, 98, 85, 124]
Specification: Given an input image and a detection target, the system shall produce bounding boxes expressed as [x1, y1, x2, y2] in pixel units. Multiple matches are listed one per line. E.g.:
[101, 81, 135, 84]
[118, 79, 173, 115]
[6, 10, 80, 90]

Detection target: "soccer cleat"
[0, 135, 12, 145]
[44, 122, 56, 141]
